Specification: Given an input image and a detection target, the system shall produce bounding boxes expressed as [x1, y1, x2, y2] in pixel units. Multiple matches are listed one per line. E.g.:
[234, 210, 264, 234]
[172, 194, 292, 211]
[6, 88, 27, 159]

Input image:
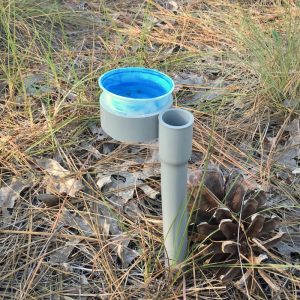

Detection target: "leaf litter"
[94, 149, 162, 266]
[275, 118, 300, 173]
[60, 209, 95, 237]
[23, 74, 54, 97]
[51, 203, 139, 267]
[98, 146, 160, 189]
[89, 124, 110, 141]
[97, 170, 159, 207]
[173, 72, 230, 105]
[36, 158, 84, 197]
[0, 176, 32, 208]
[49, 238, 81, 264]
[98, 202, 139, 267]
[81, 142, 102, 159]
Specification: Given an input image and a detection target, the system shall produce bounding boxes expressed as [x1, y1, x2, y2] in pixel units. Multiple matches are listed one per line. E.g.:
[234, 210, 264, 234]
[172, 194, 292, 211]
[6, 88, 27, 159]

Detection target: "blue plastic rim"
[98, 67, 174, 116]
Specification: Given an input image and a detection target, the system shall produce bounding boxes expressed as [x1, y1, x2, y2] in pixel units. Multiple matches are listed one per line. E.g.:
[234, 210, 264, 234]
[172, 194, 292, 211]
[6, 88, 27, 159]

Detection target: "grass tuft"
[238, 8, 300, 110]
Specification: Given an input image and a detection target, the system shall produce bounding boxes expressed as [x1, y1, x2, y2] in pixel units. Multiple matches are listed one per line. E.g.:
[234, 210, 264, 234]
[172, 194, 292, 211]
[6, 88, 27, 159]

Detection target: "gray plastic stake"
[159, 108, 194, 265]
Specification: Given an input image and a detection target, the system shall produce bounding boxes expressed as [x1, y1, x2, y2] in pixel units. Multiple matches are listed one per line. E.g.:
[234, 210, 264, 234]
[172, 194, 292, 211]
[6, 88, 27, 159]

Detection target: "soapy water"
[99, 67, 174, 116]
[107, 81, 167, 99]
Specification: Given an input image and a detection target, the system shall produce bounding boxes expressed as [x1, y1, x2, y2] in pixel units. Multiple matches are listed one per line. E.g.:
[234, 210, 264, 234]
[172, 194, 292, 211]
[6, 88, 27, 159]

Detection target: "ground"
[0, 0, 299, 299]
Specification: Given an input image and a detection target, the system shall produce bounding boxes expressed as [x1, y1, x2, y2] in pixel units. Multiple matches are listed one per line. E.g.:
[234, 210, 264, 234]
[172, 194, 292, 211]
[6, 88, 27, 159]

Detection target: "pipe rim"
[159, 108, 194, 129]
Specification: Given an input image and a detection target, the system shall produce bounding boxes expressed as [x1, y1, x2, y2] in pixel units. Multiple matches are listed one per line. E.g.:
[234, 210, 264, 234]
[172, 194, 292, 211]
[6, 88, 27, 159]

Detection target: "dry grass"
[0, 0, 300, 299]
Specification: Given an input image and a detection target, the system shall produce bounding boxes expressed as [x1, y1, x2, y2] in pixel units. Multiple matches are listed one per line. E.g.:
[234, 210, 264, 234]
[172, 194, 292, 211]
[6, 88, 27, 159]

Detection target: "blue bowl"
[99, 67, 174, 116]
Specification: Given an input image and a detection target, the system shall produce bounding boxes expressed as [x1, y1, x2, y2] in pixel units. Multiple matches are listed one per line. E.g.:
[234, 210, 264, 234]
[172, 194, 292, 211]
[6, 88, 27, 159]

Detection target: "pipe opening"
[161, 109, 193, 128]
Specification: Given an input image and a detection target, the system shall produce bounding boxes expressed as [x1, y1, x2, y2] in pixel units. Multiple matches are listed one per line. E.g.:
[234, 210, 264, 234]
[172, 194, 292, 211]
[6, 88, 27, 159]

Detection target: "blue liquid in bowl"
[99, 67, 174, 116]
[107, 80, 167, 99]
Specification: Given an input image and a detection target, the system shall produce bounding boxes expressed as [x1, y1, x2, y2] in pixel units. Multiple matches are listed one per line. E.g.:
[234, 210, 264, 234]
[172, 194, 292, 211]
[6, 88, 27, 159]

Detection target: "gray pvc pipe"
[100, 97, 163, 142]
[159, 108, 194, 265]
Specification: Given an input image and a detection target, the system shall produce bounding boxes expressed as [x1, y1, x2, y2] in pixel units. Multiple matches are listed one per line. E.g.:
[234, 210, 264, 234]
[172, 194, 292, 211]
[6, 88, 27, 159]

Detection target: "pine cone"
[188, 166, 285, 293]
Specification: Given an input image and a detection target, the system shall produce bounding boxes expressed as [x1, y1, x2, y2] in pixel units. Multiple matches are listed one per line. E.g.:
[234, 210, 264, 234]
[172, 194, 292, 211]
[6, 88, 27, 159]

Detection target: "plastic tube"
[159, 109, 194, 264]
